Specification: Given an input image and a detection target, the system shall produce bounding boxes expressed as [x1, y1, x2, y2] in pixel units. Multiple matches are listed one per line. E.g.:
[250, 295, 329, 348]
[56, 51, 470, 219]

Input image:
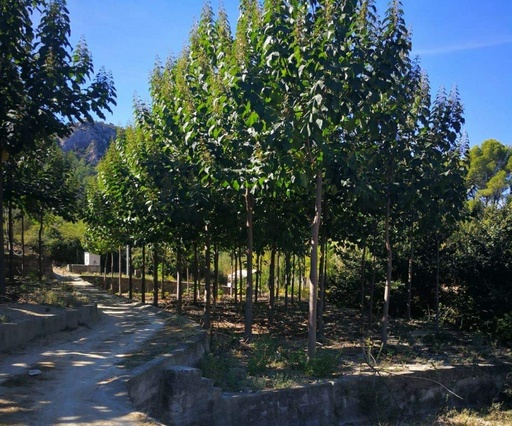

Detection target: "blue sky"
[66, 0, 512, 147]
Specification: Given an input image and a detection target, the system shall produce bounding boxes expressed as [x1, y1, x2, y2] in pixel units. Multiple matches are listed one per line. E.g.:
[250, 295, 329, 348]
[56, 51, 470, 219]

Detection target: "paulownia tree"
[0, 0, 115, 293]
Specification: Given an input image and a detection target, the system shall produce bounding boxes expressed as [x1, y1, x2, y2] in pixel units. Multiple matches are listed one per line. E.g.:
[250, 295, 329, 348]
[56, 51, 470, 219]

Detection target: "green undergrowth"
[7, 279, 90, 308]
[200, 333, 342, 392]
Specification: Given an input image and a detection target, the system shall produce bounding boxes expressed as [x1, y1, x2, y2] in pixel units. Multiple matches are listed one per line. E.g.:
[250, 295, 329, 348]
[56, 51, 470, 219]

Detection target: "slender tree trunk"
[291, 255, 295, 305]
[258, 253, 263, 300]
[153, 244, 158, 307]
[254, 252, 260, 304]
[268, 244, 276, 324]
[233, 250, 238, 304]
[285, 251, 291, 312]
[435, 235, 440, 332]
[161, 248, 166, 300]
[141, 244, 146, 304]
[21, 213, 25, 277]
[213, 243, 219, 305]
[360, 243, 367, 326]
[0, 154, 5, 294]
[317, 231, 327, 339]
[406, 227, 414, 322]
[8, 201, 13, 283]
[369, 254, 376, 327]
[204, 227, 211, 329]
[118, 246, 122, 296]
[230, 251, 234, 298]
[238, 246, 243, 303]
[103, 254, 107, 289]
[194, 243, 199, 304]
[110, 251, 114, 292]
[177, 246, 183, 315]
[244, 189, 254, 342]
[38, 211, 43, 283]
[381, 195, 392, 350]
[308, 170, 323, 360]
[276, 251, 280, 301]
[298, 257, 303, 303]
[128, 245, 133, 300]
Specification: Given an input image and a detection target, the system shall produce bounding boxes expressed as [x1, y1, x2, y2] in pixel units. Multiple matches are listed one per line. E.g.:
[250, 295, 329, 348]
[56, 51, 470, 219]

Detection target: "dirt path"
[0, 272, 167, 425]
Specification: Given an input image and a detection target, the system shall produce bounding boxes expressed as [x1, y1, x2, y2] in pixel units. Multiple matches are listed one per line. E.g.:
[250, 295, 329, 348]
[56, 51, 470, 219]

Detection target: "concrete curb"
[0, 304, 98, 352]
[127, 329, 209, 416]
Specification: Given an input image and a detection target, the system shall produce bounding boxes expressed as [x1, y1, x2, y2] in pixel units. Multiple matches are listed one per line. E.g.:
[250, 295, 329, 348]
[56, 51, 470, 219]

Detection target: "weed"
[247, 335, 279, 375]
[304, 349, 340, 378]
[439, 403, 512, 425]
[200, 352, 247, 392]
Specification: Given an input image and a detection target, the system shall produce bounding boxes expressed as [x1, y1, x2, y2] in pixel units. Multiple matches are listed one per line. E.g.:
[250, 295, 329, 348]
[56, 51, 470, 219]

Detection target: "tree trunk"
[110, 251, 114, 292]
[21, 213, 25, 277]
[128, 245, 133, 300]
[213, 243, 219, 305]
[204, 227, 211, 329]
[369, 254, 376, 327]
[276, 251, 280, 301]
[381, 195, 392, 350]
[8, 201, 14, 283]
[308, 170, 323, 360]
[238, 246, 243, 303]
[118, 246, 122, 296]
[141, 244, 146, 304]
[244, 188, 254, 342]
[0, 154, 5, 294]
[161, 248, 166, 300]
[38, 211, 43, 283]
[103, 254, 107, 289]
[233, 250, 238, 303]
[291, 255, 295, 305]
[285, 252, 291, 312]
[360, 243, 367, 326]
[298, 257, 303, 303]
[177, 246, 183, 315]
[435, 235, 440, 332]
[317, 230, 327, 339]
[406, 227, 414, 322]
[194, 243, 199, 304]
[153, 244, 158, 307]
[254, 253, 260, 304]
[268, 244, 276, 324]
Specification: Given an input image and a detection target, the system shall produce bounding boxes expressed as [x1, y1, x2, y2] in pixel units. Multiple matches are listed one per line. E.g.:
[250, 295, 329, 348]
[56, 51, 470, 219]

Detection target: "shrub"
[496, 314, 512, 344]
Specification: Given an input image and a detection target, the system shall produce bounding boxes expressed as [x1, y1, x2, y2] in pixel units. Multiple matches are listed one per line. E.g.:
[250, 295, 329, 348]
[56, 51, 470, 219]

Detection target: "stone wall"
[68, 264, 101, 274]
[158, 364, 509, 426]
[80, 274, 232, 297]
[0, 304, 98, 352]
[127, 329, 209, 416]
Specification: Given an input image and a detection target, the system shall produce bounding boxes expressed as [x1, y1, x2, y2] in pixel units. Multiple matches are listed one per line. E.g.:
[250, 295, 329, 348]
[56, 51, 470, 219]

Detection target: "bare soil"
[159, 295, 512, 392]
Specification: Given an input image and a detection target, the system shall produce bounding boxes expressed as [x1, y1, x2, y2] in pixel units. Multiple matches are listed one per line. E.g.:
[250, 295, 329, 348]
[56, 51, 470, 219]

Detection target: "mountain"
[59, 122, 118, 165]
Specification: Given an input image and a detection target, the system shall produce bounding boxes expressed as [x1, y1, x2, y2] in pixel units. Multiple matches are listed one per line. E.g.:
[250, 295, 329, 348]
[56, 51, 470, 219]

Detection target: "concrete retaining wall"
[68, 264, 101, 274]
[127, 329, 209, 416]
[0, 304, 98, 352]
[80, 274, 231, 297]
[159, 364, 510, 426]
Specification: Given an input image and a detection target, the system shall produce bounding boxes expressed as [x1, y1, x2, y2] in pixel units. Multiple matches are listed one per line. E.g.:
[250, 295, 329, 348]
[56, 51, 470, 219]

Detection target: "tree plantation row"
[85, 0, 469, 360]
[3, 0, 512, 361]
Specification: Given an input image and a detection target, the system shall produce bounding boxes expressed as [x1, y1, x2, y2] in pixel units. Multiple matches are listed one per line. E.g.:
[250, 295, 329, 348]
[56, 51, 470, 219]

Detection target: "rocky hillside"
[59, 122, 118, 165]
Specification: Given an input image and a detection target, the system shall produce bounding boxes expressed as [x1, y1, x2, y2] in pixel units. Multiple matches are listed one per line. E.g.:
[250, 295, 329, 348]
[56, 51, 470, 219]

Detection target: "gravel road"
[0, 273, 166, 425]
